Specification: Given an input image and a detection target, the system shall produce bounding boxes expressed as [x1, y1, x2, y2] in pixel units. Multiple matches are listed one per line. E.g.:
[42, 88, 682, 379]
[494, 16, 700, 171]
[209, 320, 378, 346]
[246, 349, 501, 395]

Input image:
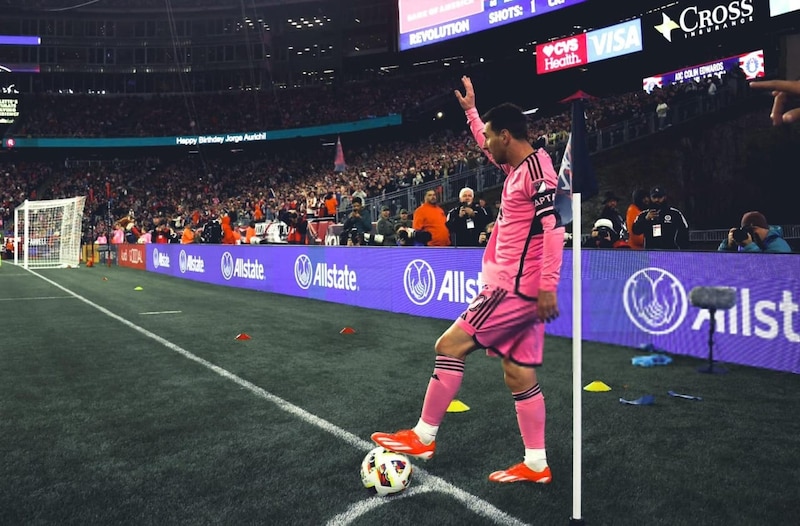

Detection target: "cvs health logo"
[536, 35, 586, 73]
[586, 19, 642, 62]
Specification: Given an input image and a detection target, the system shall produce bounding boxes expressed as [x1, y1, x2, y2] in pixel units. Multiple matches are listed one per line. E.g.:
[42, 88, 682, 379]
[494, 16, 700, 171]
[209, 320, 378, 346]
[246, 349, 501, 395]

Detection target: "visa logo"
[586, 19, 642, 63]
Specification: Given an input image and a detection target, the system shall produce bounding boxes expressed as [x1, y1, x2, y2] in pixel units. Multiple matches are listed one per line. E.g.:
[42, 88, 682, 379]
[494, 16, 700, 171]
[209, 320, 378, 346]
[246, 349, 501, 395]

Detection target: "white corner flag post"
[570, 193, 585, 526]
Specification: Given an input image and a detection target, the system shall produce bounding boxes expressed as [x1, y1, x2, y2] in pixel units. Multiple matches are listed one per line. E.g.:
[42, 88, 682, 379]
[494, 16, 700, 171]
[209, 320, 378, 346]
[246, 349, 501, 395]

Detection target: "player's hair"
[481, 103, 527, 140]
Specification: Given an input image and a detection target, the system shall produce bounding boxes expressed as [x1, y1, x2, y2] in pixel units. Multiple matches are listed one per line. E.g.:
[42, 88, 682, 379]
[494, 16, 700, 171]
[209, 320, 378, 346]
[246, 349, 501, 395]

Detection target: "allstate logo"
[179, 250, 188, 274]
[404, 259, 436, 306]
[294, 254, 313, 289]
[152, 248, 161, 269]
[221, 251, 234, 281]
[623, 267, 688, 335]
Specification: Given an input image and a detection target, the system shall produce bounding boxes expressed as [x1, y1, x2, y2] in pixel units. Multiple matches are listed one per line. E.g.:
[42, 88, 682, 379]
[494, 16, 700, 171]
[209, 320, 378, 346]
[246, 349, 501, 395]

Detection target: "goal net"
[14, 196, 86, 269]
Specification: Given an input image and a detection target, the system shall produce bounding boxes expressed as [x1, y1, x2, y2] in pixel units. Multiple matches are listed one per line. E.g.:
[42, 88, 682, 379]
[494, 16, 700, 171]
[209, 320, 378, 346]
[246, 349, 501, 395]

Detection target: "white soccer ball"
[360, 446, 413, 496]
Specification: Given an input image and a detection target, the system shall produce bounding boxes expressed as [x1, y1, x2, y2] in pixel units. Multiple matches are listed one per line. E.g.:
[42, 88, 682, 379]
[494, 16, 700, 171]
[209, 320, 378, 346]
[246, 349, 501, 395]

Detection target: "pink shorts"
[455, 284, 545, 367]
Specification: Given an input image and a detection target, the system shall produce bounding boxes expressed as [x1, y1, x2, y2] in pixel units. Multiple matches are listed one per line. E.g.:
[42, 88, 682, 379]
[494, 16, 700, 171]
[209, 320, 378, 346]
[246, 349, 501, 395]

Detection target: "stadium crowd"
[2, 69, 751, 248]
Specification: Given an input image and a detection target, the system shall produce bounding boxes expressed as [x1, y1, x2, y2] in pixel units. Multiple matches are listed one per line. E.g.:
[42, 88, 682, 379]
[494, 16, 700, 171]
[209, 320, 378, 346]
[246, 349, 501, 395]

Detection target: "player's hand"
[537, 290, 559, 323]
[749, 79, 800, 125]
[454, 76, 476, 111]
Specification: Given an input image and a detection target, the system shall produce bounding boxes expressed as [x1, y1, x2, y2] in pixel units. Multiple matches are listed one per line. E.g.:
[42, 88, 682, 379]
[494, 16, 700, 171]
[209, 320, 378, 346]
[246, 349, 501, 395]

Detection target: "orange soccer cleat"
[488, 462, 552, 484]
[370, 429, 436, 460]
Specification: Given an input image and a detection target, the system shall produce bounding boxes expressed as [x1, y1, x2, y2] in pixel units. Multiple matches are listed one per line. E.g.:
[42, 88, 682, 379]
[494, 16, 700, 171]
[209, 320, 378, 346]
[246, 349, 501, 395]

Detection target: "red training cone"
[235, 333, 252, 340]
[340, 327, 356, 334]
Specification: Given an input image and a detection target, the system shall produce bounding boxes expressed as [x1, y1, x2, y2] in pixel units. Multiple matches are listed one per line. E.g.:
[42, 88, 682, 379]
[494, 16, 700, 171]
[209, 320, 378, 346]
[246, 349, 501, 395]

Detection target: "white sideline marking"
[27, 269, 531, 526]
[0, 296, 75, 302]
[139, 310, 183, 315]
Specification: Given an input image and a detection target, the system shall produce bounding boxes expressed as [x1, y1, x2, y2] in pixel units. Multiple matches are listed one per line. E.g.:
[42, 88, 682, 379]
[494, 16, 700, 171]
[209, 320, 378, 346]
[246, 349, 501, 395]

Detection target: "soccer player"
[372, 76, 564, 484]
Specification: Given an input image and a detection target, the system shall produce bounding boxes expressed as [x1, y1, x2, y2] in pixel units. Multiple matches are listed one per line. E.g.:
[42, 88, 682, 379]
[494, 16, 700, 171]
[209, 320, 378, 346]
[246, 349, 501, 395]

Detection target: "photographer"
[446, 186, 490, 247]
[583, 218, 629, 249]
[339, 196, 373, 246]
[718, 211, 791, 253]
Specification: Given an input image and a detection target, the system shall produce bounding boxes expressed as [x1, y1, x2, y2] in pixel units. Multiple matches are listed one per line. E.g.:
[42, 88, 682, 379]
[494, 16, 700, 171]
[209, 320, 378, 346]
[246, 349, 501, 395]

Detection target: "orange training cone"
[235, 333, 252, 340]
[86, 257, 93, 268]
[340, 327, 356, 334]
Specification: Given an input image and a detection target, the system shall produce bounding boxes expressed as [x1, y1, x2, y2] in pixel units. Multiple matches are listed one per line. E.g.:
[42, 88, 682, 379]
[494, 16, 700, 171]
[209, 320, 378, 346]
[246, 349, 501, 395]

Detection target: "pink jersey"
[466, 107, 564, 299]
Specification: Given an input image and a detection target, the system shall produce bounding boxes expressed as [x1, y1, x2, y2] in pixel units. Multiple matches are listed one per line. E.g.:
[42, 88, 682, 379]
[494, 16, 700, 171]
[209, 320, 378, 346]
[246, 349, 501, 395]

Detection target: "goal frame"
[13, 196, 86, 269]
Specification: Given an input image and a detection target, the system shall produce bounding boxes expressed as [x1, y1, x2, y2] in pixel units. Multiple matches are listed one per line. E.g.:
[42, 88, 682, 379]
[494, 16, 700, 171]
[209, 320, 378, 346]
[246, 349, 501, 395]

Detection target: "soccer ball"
[360, 446, 413, 496]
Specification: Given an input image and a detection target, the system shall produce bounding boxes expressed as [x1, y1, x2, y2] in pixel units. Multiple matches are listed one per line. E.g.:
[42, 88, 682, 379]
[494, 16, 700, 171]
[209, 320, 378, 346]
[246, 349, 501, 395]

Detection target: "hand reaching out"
[749, 79, 800, 126]
[454, 75, 476, 111]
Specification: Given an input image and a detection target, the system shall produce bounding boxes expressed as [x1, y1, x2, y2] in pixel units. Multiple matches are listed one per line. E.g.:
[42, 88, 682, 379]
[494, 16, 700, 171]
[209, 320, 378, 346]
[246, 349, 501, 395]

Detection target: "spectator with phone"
[632, 186, 689, 250]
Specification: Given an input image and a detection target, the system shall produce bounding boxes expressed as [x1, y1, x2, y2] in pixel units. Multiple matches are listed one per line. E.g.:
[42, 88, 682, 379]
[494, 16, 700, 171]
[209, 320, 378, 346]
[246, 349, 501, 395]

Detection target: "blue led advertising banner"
[143, 244, 800, 374]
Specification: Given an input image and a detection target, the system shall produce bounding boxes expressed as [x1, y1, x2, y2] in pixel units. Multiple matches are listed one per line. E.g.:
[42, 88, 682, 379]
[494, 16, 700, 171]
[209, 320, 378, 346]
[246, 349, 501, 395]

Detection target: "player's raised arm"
[454, 75, 475, 111]
[456, 76, 502, 167]
[749, 79, 800, 126]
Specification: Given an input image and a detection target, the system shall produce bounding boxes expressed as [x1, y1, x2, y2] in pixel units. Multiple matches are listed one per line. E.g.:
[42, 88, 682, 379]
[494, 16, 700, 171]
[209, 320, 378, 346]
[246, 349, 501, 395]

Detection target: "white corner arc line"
[326, 485, 435, 525]
[26, 269, 531, 526]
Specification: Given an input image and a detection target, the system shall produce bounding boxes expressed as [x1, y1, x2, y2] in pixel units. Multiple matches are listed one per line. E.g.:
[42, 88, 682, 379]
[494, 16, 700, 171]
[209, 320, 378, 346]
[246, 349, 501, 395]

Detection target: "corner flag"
[555, 94, 598, 226]
[334, 135, 346, 173]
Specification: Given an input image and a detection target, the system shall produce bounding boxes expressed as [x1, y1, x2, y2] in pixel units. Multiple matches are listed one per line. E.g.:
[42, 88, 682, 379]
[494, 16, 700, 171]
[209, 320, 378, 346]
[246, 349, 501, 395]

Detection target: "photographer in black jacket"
[445, 187, 490, 247]
[339, 196, 373, 246]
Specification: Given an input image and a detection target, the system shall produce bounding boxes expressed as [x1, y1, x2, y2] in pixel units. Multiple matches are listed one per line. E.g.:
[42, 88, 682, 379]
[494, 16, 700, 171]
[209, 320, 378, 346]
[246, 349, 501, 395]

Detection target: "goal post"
[14, 196, 86, 269]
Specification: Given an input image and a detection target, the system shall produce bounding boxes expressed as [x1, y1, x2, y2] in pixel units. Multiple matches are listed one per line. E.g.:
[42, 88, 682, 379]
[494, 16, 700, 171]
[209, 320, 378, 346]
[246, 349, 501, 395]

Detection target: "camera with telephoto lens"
[596, 226, 617, 241]
[732, 226, 757, 244]
[348, 227, 364, 246]
[396, 226, 432, 246]
[362, 232, 384, 246]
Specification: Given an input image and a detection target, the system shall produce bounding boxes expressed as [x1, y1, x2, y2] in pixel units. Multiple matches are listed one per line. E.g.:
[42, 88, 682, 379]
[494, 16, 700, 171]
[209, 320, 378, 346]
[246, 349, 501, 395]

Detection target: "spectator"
[599, 190, 627, 241]
[394, 208, 413, 229]
[632, 186, 690, 250]
[656, 98, 669, 130]
[201, 216, 223, 244]
[375, 205, 397, 246]
[478, 221, 495, 247]
[718, 211, 791, 253]
[322, 191, 338, 218]
[152, 219, 172, 244]
[181, 222, 197, 244]
[446, 186, 490, 247]
[284, 209, 309, 245]
[626, 189, 649, 250]
[412, 189, 451, 247]
[244, 221, 257, 245]
[221, 214, 237, 245]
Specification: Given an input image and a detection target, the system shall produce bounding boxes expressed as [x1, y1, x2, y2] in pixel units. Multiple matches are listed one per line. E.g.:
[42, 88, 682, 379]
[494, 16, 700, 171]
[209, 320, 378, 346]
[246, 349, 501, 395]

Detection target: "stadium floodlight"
[13, 196, 86, 269]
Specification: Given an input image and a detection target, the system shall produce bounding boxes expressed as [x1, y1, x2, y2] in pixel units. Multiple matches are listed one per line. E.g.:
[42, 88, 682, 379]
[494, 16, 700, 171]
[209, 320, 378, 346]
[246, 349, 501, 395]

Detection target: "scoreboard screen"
[397, 0, 587, 51]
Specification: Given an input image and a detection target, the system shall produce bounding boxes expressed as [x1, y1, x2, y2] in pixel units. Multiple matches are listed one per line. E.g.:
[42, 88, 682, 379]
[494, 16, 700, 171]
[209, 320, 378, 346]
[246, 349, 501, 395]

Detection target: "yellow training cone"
[584, 381, 612, 392]
[134, 286, 143, 291]
[446, 400, 470, 413]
